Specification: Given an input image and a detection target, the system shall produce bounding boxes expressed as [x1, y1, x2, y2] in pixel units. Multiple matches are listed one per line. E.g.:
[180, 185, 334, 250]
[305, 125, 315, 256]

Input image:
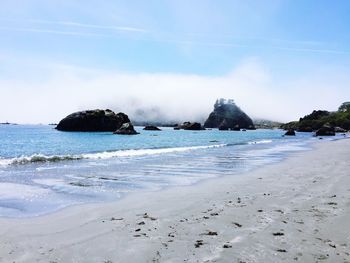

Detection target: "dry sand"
[0, 139, 349, 263]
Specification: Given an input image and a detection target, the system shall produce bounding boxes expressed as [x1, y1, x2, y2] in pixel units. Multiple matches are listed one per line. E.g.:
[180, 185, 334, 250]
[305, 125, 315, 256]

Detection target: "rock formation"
[56, 109, 131, 132]
[114, 122, 139, 135]
[143, 125, 162, 131]
[284, 129, 296, 136]
[315, 126, 335, 136]
[334, 127, 347, 133]
[174, 122, 203, 130]
[204, 99, 255, 130]
[281, 103, 350, 132]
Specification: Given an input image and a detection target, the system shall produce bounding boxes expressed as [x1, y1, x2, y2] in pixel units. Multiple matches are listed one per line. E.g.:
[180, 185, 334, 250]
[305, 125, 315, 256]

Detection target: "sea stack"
[204, 99, 255, 130]
[56, 109, 133, 132]
[143, 125, 162, 131]
[174, 122, 204, 130]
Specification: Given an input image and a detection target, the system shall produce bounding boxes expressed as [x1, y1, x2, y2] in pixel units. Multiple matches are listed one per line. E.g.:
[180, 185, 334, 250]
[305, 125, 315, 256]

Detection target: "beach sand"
[0, 139, 349, 263]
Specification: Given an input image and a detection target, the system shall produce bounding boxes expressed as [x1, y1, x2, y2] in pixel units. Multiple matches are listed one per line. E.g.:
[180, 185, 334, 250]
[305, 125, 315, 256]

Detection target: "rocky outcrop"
[334, 126, 347, 133]
[281, 104, 350, 132]
[174, 122, 203, 130]
[56, 109, 130, 132]
[315, 126, 335, 136]
[204, 99, 255, 130]
[284, 129, 296, 136]
[218, 120, 229, 130]
[114, 122, 139, 135]
[143, 125, 161, 131]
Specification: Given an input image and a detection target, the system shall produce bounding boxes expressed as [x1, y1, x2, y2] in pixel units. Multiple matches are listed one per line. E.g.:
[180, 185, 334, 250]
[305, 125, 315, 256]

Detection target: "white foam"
[82, 144, 227, 159]
[0, 144, 227, 166]
[230, 236, 243, 243]
[0, 154, 82, 166]
[248, 139, 273, 145]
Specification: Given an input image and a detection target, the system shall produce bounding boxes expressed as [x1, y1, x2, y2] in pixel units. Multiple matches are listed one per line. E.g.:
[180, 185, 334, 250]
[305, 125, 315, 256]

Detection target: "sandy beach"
[0, 138, 349, 263]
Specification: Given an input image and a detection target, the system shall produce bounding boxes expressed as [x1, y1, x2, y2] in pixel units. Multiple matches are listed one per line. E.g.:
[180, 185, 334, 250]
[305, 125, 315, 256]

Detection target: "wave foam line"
[0, 144, 227, 166]
[247, 139, 273, 145]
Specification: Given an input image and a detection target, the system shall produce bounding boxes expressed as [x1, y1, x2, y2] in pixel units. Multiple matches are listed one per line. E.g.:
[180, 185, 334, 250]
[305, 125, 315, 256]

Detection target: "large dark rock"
[143, 125, 161, 131]
[114, 122, 139, 135]
[315, 126, 335, 136]
[232, 125, 241, 131]
[218, 119, 229, 130]
[56, 109, 130, 132]
[174, 122, 203, 130]
[204, 99, 255, 130]
[284, 129, 296, 136]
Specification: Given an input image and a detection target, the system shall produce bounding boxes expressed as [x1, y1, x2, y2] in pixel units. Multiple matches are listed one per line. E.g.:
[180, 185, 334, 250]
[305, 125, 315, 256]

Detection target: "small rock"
[276, 249, 287, 253]
[114, 122, 139, 135]
[284, 129, 296, 136]
[195, 240, 204, 248]
[233, 222, 242, 228]
[327, 202, 337, 205]
[206, 231, 218, 236]
[143, 125, 161, 131]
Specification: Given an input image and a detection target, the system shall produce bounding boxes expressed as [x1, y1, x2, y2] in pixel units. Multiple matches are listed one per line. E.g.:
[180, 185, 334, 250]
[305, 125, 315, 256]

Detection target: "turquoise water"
[0, 124, 342, 217]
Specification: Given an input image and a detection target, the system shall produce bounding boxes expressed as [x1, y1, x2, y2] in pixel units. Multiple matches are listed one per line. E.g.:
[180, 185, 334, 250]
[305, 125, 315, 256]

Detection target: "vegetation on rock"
[204, 99, 255, 130]
[281, 102, 350, 132]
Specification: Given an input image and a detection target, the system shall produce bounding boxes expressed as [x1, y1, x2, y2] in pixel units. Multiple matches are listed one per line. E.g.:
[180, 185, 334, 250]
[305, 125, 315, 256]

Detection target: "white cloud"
[0, 58, 349, 124]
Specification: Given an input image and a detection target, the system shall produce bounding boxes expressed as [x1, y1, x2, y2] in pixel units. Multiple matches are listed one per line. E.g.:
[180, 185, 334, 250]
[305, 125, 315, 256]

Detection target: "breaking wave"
[0, 144, 227, 166]
[247, 139, 273, 145]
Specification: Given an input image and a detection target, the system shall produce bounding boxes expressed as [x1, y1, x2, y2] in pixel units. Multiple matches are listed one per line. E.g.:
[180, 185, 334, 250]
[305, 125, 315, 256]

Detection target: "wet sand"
[0, 139, 349, 263]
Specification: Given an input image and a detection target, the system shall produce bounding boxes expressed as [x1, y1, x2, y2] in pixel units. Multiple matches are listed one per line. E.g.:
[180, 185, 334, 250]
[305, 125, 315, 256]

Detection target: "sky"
[0, 0, 350, 124]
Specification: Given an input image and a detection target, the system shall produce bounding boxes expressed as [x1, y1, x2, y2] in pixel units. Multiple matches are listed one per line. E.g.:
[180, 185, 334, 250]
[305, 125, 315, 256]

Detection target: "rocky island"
[143, 125, 162, 131]
[204, 99, 255, 130]
[174, 122, 204, 130]
[56, 109, 137, 134]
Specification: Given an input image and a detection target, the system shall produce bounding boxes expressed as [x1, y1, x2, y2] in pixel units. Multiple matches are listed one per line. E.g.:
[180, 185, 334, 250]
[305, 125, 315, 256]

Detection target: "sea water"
[0, 124, 343, 217]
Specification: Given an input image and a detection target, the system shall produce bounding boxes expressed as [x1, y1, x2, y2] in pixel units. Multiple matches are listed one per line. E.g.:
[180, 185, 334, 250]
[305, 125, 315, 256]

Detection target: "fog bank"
[0, 59, 349, 124]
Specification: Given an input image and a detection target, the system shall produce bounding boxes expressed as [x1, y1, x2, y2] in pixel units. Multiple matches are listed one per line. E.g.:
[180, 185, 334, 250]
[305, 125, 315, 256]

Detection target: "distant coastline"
[0, 122, 17, 125]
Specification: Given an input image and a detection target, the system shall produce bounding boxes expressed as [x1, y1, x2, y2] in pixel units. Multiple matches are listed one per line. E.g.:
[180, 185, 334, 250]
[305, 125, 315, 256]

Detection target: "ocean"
[0, 124, 343, 217]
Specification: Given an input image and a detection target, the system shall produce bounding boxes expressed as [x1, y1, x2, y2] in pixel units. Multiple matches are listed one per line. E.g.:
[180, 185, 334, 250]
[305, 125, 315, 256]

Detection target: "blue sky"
[1, 0, 350, 123]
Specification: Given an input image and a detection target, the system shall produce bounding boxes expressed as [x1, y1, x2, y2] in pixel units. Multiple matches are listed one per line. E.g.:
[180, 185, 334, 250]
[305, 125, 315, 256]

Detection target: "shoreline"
[0, 139, 350, 262]
[0, 135, 314, 219]
[0, 129, 320, 218]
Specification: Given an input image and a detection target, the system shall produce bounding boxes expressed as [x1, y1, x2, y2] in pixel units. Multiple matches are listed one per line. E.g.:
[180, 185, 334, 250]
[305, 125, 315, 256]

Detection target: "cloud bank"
[0, 59, 349, 124]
